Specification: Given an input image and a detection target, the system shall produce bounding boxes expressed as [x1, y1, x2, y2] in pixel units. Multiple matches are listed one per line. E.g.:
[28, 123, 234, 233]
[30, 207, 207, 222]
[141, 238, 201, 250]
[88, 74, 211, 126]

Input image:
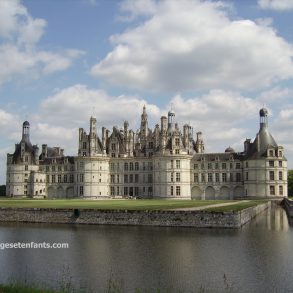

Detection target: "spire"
[259, 107, 268, 130]
[22, 121, 30, 143]
[140, 105, 148, 139]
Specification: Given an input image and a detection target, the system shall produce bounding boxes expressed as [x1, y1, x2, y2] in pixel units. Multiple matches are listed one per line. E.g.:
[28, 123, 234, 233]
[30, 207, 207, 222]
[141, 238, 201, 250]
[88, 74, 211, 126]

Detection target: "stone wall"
[0, 202, 270, 229]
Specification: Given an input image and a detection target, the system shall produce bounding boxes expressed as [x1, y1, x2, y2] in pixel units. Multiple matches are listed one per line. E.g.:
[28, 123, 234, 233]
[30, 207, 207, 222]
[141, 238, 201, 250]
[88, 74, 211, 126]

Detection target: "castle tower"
[167, 110, 175, 133]
[140, 105, 148, 139]
[89, 116, 97, 156]
[22, 121, 30, 143]
[195, 132, 204, 153]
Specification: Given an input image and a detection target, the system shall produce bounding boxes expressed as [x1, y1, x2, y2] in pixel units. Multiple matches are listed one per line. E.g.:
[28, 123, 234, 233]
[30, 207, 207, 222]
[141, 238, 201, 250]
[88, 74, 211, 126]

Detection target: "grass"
[205, 200, 269, 212]
[0, 198, 233, 210]
[0, 284, 61, 293]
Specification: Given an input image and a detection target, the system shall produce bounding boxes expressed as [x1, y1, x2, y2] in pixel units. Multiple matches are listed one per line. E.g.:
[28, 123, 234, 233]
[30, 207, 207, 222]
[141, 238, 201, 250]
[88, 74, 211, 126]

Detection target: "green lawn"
[0, 198, 233, 210]
[206, 200, 269, 212]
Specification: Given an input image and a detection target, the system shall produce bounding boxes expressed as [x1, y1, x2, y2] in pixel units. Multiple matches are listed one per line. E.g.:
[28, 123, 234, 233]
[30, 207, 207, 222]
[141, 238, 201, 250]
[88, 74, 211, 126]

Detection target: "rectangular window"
[269, 160, 274, 167]
[110, 186, 115, 196]
[58, 166, 62, 171]
[124, 187, 128, 195]
[269, 150, 274, 157]
[135, 174, 139, 183]
[129, 162, 133, 171]
[215, 173, 219, 182]
[208, 173, 212, 182]
[135, 162, 139, 170]
[279, 171, 283, 181]
[171, 186, 174, 196]
[279, 185, 283, 196]
[222, 163, 226, 169]
[52, 166, 55, 172]
[176, 186, 180, 196]
[111, 143, 116, 151]
[230, 163, 233, 169]
[246, 172, 248, 181]
[148, 174, 153, 183]
[270, 185, 275, 195]
[279, 161, 282, 167]
[230, 173, 233, 182]
[208, 163, 212, 169]
[270, 171, 275, 180]
[110, 174, 115, 183]
[201, 163, 204, 169]
[46, 175, 49, 183]
[236, 163, 241, 169]
[171, 172, 174, 182]
[175, 138, 180, 146]
[70, 174, 74, 183]
[176, 172, 180, 182]
[175, 149, 180, 154]
[117, 175, 120, 183]
[236, 173, 241, 182]
[124, 163, 128, 171]
[176, 160, 180, 169]
[80, 174, 84, 182]
[117, 186, 120, 195]
[83, 152, 86, 156]
[51, 175, 55, 183]
[79, 162, 84, 169]
[111, 153, 115, 158]
[201, 173, 205, 182]
[25, 165, 28, 171]
[215, 163, 219, 169]
[83, 142, 87, 149]
[46, 166, 49, 172]
[171, 160, 174, 169]
[222, 173, 227, 182]
[129, 174, 133, 183]
[194, 164, 198, 169]
[134, 187, 139, 196]
[124, 174, 128, 183]
[64, 175, 67, 183]
[80, 186, 83, 196]
[194, 173, 198, 183]
[149, 141, 154, 148]
[58, 175, 61, 183]
[148, 162, 153, 170]
[64, 165, 68, 171]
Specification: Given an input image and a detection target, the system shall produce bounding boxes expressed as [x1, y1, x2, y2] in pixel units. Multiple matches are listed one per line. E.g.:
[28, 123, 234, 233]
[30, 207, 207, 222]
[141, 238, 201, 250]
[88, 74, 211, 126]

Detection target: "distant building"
[6, 106, 287, 199]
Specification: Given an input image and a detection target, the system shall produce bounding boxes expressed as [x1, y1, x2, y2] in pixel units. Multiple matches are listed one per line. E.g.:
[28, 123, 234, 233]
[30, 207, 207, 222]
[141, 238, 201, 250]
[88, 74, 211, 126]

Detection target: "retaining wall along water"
[0, 202, 270, 228]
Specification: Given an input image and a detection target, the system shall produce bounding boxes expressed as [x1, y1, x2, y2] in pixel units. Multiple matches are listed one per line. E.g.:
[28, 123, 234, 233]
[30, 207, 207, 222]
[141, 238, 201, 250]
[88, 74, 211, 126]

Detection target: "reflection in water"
[0, 205, 293, 292]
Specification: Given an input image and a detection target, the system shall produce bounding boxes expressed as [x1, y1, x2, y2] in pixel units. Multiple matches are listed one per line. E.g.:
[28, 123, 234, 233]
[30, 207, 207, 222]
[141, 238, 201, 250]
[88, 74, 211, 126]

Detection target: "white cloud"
[258, 0, 293, 11]
[119, 0, 157, 21]
[91, 0, 293, 92]
[39, 84, 161, 129]
[0, 0, 84, 86]
[167, 90, 262, 152]
[257, 87, 292, 103]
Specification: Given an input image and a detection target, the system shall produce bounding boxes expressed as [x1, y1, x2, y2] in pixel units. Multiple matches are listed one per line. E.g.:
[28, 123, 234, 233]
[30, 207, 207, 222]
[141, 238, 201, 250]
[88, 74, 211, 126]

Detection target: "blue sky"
[1, 0, 293, 184]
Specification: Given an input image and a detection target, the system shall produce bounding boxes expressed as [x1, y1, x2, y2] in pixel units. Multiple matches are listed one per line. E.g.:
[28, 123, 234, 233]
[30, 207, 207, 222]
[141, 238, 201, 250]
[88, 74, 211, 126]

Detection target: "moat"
[0, 205, 292, 292]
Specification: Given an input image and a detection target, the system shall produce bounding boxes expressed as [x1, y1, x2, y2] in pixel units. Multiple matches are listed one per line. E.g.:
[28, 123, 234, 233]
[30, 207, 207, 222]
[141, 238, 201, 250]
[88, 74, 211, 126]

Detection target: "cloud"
[258, 0, 293, 11]
[119, 0, 157, 21]
[0, 0, 84, 86]
[39, 84, 161, 130]
[91, 0, 293, 92]
[257, 86, 292, 103]
[166, 90, 262, 152]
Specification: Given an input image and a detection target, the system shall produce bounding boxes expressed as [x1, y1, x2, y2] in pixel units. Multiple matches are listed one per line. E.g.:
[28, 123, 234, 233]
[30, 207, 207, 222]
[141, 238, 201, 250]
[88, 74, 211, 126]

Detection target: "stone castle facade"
[6, 106, 288, 199]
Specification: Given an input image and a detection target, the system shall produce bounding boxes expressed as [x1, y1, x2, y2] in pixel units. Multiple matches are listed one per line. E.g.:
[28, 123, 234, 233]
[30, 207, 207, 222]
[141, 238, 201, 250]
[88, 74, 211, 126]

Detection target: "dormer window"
[269, 150, 274, 157]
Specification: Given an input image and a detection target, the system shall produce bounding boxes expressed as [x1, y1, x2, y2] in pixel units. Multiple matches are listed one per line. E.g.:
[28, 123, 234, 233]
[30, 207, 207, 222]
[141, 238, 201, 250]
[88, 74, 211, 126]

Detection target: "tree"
[288, 170, 293, 197]
[0, 185, 5, 196]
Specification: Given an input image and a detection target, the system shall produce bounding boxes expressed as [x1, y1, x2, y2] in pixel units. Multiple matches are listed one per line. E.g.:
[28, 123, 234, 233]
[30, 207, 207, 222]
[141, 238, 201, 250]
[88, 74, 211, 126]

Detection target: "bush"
[288, 170, 293, 197]
[0, 185, 5, 196]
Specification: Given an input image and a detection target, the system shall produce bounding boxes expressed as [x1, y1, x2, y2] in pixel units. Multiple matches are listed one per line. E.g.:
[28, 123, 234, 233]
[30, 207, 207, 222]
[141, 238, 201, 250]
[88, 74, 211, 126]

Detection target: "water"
[0, 205, 292, 292]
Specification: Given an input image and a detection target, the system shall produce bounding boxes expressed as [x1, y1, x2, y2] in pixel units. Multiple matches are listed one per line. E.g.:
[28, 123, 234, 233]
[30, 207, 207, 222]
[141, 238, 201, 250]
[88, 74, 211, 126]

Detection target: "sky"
[0, 0, 293, 184]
